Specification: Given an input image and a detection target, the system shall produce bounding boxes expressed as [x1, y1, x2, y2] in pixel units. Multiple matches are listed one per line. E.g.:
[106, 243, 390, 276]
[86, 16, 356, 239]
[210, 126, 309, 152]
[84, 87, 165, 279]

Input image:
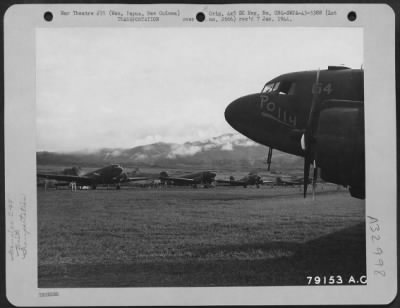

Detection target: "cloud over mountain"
[37, 133, 303, 172]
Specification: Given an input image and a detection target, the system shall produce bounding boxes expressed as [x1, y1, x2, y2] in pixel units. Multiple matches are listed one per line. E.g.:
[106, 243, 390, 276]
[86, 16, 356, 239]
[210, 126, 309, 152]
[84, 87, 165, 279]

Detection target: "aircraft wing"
[279, 178, 308, 185]
[160, 176, 196, 184]
[37, 173, 92, 184]
[216, 179, 245, 186]
[126, 177, 149, 182]
[262, 180, 274, 184]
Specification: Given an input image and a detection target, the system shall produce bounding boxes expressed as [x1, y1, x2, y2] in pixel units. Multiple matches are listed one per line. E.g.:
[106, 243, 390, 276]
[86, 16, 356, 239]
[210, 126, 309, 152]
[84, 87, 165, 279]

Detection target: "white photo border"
[4, 3, 397, 306]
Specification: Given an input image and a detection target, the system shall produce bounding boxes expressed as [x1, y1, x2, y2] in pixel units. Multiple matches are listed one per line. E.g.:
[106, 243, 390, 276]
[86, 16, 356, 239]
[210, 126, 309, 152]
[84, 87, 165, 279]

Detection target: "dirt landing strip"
[38, 186, 365, 287]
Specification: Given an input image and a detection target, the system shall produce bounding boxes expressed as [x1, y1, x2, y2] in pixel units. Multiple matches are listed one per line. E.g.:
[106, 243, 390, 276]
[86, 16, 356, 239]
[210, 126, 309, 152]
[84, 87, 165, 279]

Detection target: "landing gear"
[116, 184, 121, 190]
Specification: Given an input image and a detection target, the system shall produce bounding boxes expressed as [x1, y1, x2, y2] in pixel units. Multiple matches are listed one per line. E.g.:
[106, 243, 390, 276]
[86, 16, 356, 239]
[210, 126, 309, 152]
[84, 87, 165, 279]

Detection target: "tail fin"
[73, 166, 83, 176]
[159, 171, 169, 179]
[63, 166, 82, 176]
[159, 171, 169, 184]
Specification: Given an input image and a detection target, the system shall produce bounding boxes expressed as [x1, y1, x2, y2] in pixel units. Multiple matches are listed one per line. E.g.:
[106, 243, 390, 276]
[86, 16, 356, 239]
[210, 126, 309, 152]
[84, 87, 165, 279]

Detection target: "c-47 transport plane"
[217, 173, 267, 188]
[225, 66, 364, 198]
[37, 164, 147, 190]
[275, 175, 310, 186]
[159, 171, 217, 188]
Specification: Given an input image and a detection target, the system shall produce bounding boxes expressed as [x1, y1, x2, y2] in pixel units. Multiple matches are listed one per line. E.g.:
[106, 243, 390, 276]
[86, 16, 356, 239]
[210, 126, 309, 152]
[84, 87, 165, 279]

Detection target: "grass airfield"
[38, 185, 365, 287]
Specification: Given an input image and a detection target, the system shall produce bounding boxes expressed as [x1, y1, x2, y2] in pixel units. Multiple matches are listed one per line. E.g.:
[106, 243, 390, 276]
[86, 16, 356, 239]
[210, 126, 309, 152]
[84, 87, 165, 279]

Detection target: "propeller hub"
[301, 134, 306, 151]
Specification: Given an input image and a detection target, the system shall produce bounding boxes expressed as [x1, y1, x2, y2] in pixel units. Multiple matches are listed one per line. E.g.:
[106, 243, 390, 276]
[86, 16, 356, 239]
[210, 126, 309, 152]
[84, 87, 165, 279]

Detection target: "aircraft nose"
[115, 166, 124, 175]
[225, 93, 260, 132]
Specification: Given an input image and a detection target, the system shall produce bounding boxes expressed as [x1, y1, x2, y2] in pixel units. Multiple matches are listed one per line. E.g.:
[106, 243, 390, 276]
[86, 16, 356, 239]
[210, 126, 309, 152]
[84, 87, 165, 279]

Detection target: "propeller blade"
[119, 173, 128, 183]
[307, 69, 321, 129]
[303, 70, 321, 198]
[303, 156, 311, 198]
[312, 160, 318, 200]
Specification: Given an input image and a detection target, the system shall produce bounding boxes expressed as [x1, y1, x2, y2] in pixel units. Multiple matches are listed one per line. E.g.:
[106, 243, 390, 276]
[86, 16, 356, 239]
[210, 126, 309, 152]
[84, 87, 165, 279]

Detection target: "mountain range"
[37, 133, 303, 172]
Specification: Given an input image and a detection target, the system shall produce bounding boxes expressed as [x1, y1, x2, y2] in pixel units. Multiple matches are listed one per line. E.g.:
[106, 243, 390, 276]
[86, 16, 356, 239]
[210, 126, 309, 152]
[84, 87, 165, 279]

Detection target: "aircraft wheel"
[116, 185, 121, 190]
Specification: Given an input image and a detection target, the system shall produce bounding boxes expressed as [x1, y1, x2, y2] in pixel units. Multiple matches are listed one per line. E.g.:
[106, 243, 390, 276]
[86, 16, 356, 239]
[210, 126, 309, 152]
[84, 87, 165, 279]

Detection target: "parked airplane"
[37, 164, 147, 189]
[225, 66, 364, 198]
[159, 171, 216, 188]
[216, 173, 267, 188]
[275, 176, 310, 186]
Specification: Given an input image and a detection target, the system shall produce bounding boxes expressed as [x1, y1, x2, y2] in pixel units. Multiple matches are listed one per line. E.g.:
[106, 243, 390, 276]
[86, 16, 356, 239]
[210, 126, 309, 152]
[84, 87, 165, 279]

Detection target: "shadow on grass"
[39, 222, 366, 287]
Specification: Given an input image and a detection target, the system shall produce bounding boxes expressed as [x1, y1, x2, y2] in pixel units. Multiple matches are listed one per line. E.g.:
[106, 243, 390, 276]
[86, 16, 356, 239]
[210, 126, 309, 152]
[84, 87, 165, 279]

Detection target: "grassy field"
[38, 186, 366, 287]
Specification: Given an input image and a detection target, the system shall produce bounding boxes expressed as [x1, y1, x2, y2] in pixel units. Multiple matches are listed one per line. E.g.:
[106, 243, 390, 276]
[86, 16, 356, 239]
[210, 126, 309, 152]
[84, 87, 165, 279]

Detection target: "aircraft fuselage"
[225, 67, 365, 198]
[225, 68, 363, 157]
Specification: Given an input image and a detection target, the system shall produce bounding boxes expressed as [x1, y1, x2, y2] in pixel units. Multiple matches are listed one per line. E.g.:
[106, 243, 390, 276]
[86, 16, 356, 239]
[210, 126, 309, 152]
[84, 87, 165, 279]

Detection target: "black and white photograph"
[3, 3, 397, 306]
[35, 26, 366, 287]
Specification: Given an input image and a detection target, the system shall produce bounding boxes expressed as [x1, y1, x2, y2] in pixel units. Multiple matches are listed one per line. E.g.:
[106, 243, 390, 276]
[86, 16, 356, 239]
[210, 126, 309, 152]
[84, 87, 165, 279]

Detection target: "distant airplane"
[225, 66, 364, 198]
[274, 176, 310, 186]
[159, 171, 216, 188]
[217, 173, 268, 188]
[37, 164, 147, 190]
[130, 179, 163, 188]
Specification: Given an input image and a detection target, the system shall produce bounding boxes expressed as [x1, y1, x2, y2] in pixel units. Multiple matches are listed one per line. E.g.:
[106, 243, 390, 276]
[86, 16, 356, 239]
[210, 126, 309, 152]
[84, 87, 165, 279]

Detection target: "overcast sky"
[36, 27, 362, 152]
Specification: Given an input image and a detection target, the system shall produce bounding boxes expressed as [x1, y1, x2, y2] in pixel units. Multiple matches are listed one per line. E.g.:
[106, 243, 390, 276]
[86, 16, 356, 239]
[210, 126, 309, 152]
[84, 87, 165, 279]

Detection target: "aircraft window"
[272, 82, 280, 92]
[278, 80, 296, 95]
[288, 83, 296, 95]
[261, 83, 274, 93]
[112, 164, 121, 168]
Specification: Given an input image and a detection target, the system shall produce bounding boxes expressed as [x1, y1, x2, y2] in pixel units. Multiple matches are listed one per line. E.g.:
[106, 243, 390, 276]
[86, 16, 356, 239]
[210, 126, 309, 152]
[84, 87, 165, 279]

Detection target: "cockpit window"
[261, 83, 274, 93]
[261, 80, 297, 95]
[278, 80, 296, 95]
[261, 81, 295, 95]
[112, 164, 121, 168]
[272, 82, 280, 92]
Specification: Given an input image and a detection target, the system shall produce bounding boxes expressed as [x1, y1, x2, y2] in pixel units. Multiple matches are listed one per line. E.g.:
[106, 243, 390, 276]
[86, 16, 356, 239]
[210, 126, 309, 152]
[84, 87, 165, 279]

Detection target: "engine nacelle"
[313, 100, 365, 198]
